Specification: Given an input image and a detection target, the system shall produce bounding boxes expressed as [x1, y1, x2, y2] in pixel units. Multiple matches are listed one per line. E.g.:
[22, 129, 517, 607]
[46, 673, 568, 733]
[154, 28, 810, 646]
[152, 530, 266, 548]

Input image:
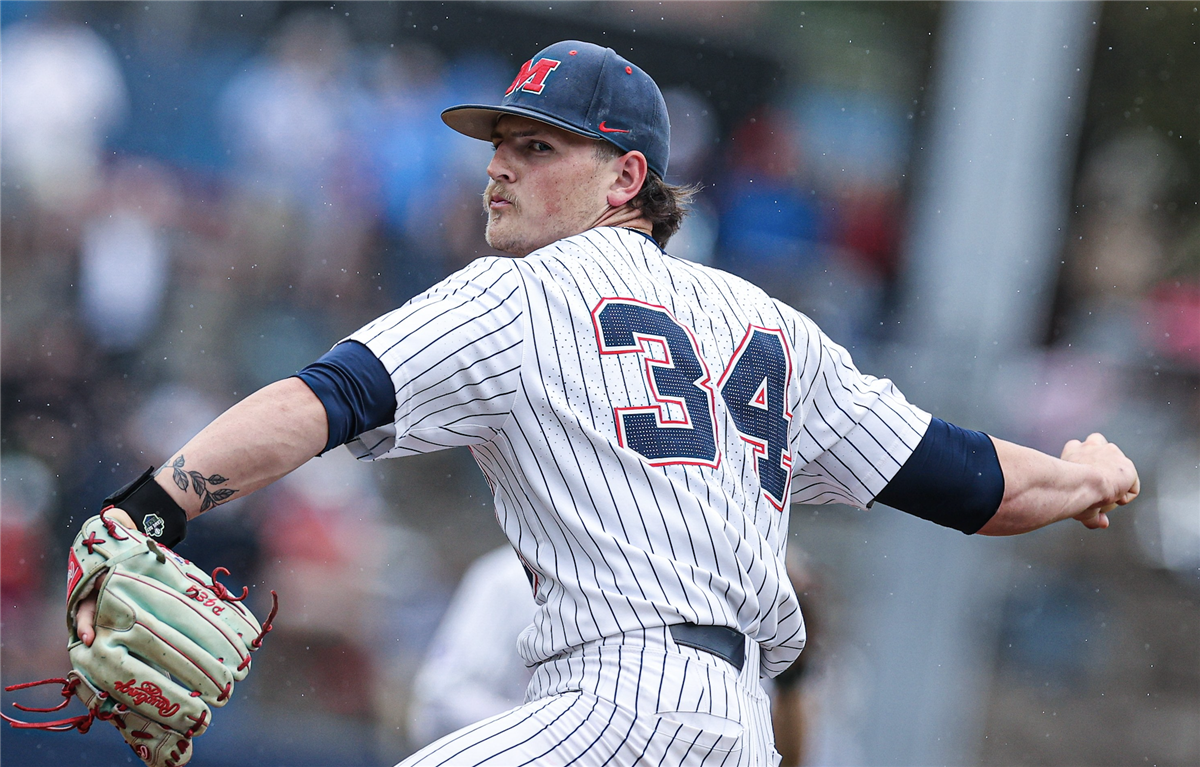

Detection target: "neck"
[590, 204, 653, 237]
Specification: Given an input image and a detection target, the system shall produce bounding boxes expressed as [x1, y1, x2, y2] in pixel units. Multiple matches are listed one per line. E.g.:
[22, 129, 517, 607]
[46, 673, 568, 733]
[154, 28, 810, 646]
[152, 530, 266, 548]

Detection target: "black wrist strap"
[103, 466, 189, 548]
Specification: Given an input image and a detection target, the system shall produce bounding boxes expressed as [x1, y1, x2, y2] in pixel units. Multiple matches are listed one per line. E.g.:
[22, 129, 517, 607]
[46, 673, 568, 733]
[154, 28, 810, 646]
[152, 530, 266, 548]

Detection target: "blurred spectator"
[662, 87, 720, 266]
[256, 450, 451, 722]
[789, 89, 910, 343]
[0, 453, 63, 678]
[1, 18, 128, 212]
[78, 160, 181, 351]
[712, 101, 892, 348]
[663, 86, 719, 186]
[218, 12, 361, 203]
[107, 4, 232, 172]
[0, 453, 54, 601]
[217, 10, 377, 315]
[408, 546, 537, 747]
[716, 105, 825, 308]
[1060, 131, 1188, 359]
[360, 44, 454, 247]
[359, 48, 509, 294]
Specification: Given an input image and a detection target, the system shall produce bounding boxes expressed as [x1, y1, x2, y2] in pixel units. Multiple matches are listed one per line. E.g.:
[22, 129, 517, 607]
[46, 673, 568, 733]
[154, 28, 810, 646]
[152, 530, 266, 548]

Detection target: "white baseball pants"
[397, 626, 780, 766]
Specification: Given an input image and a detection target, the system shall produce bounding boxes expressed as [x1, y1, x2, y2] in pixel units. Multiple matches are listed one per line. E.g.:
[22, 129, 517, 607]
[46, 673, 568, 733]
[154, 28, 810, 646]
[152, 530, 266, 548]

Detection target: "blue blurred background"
[2, 3, 1197, 766]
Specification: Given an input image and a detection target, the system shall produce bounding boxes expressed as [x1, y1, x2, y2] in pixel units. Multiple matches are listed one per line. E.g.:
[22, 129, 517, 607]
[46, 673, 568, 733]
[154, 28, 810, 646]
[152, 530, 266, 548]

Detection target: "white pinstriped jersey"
[346, 227, 930, 677]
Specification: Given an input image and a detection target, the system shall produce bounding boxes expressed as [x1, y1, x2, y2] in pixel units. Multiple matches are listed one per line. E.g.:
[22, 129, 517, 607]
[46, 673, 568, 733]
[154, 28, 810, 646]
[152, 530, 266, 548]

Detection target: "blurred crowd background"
[1, 3, 1196, 766]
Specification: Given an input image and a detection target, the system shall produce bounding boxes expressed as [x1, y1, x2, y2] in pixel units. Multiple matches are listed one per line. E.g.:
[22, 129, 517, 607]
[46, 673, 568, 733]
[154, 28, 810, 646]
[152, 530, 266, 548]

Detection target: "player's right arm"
[76, 377, 330, 646]
[81, 256, 526, 643]
[153, 376, 330, 520]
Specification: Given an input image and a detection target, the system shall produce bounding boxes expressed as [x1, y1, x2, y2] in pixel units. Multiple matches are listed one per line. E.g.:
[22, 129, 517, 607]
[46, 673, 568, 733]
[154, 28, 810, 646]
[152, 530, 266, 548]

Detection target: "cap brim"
[441, 104, 602, 142]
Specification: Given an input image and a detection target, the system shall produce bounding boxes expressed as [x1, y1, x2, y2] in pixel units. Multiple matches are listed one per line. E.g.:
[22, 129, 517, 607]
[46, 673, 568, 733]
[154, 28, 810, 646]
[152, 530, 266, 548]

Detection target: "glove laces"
[0, 677, 95, 733]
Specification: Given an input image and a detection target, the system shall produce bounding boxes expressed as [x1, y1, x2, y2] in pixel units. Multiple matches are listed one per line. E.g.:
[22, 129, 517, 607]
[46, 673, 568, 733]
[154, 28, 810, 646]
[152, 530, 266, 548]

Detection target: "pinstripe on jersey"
[346, 227, 930, 677]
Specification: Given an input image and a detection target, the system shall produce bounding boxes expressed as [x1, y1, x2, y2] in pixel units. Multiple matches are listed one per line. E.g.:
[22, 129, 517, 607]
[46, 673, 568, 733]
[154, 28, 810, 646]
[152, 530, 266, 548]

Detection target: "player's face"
[484, 116, 614, 256]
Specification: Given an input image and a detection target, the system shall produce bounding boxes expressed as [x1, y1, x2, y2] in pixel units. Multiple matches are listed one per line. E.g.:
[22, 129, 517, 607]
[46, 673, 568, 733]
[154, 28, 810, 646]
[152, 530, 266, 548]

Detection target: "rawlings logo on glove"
[2, 510, 278, 767]
[112, 679, 181, 718]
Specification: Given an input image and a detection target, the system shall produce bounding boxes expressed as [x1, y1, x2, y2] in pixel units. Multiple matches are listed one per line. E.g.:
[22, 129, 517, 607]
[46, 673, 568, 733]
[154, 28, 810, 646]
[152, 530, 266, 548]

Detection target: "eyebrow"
[491, 128, 547, 142]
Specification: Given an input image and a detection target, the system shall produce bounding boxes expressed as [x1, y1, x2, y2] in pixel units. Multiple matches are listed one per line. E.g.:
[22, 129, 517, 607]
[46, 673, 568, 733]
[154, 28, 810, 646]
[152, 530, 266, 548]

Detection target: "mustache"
[483, 183, 516, 209]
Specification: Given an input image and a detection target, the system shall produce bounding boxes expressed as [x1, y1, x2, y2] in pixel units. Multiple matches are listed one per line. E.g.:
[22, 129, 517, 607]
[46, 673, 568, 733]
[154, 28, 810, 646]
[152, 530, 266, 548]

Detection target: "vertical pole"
[854, 4, 1099, 765]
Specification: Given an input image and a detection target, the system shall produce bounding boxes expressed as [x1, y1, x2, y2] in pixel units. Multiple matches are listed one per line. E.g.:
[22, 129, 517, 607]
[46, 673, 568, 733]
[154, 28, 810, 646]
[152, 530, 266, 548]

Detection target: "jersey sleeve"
[786, 310, 931, 508]
[343, 256, 527, 460]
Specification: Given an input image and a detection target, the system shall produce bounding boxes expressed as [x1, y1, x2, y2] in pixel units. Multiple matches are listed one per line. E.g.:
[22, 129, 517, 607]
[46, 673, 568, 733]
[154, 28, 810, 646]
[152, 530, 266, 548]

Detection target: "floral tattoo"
[158, 455, 238, 512]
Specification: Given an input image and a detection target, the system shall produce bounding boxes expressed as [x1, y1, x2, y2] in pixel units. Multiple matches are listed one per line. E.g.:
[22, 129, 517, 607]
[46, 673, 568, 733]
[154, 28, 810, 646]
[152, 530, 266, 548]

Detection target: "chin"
[484, 222, 537, 258]
[485, 225, 529, 257]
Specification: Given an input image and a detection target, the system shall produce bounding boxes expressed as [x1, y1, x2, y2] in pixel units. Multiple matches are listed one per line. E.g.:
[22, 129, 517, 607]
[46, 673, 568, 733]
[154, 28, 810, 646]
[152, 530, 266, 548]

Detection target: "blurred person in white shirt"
[407, 546, 537, 746]
[2, 18, 128, 211]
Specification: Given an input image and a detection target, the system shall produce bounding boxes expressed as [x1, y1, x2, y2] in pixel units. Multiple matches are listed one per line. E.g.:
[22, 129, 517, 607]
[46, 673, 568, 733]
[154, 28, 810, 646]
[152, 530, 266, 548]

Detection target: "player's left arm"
[978, 432, 1139, 536]
[873, 420, 1139, 536]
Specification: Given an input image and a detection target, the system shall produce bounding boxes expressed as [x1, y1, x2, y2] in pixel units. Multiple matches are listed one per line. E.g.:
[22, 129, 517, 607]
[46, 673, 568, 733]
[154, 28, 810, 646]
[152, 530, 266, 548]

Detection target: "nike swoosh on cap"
[597, 121, 631, 134]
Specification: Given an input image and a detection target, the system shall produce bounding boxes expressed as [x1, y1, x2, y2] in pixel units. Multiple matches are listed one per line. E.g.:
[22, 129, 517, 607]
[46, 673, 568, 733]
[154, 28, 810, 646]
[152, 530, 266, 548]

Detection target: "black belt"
[669, 623, 745, 672]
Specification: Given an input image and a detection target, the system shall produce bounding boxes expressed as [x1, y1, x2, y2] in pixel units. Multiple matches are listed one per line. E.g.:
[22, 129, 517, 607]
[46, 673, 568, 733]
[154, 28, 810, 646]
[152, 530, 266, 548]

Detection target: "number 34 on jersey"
[591, 297, 794, 510]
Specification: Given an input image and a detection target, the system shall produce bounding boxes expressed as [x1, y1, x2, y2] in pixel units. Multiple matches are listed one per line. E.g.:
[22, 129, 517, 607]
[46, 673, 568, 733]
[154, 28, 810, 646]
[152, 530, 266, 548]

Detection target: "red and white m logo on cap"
[505, 57, 561, 96]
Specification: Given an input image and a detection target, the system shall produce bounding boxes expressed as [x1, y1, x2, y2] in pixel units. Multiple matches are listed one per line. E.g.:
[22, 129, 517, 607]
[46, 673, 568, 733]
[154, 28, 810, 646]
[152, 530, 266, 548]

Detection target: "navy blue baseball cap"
[442, 41, 671, 178]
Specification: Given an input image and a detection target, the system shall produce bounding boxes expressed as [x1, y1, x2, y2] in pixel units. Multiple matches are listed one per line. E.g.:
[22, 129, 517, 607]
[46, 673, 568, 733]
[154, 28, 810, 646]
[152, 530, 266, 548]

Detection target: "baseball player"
[74, 40, 1139, 766]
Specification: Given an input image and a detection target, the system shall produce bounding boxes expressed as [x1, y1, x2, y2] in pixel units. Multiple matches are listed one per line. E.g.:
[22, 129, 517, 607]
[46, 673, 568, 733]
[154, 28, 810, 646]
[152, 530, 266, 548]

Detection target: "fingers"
[75, 572, 109, 647]
[74, 512, 134, 648]
[77, 595, 98, 647]
[1061, 433, 1139, 504]
[1115, 474, 1141, 506]
[1062, 433, 1110, 458]
[106, 507, 138, 530]
[75, 569, 111, 647]
[1076, 508, 1109, 530]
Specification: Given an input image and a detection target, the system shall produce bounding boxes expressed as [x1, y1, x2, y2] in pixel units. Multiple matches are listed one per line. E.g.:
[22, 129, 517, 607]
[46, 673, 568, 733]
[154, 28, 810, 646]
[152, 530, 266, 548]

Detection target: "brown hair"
[595, 142, 699, 248]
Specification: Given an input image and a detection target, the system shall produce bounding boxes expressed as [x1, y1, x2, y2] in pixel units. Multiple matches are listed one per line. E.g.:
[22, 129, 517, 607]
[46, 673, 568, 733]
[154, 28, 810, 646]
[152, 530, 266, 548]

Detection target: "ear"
[606, 151, 649, 208]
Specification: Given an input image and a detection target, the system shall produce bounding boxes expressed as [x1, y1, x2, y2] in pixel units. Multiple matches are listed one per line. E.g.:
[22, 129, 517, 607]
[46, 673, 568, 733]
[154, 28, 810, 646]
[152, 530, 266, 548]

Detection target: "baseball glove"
[2, 510, 277, 767]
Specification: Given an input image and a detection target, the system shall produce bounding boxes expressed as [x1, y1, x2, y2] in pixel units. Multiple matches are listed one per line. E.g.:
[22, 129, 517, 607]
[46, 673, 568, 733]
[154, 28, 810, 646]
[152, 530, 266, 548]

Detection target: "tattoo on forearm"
[157, 455, 238, 512]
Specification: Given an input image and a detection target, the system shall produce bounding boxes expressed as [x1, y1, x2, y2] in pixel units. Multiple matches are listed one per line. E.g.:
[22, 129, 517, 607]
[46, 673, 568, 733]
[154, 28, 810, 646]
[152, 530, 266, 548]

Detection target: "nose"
[487, 143, 515, 184]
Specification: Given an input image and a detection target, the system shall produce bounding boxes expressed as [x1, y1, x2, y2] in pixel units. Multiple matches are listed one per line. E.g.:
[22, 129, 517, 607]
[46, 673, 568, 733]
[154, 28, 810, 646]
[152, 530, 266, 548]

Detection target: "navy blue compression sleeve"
[873, 417, 1004, 534]
[294, 341, 396, 454]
